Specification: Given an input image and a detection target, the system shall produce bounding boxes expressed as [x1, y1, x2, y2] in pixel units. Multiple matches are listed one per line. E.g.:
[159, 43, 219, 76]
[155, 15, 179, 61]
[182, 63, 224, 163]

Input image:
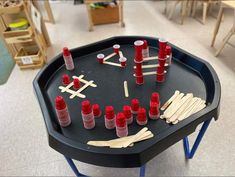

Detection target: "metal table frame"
[64, 118, 212, 177]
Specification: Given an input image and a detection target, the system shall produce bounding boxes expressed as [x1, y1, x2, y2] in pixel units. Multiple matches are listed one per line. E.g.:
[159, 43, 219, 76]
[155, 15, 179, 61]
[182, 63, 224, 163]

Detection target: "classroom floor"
[1, 1, 235, 176]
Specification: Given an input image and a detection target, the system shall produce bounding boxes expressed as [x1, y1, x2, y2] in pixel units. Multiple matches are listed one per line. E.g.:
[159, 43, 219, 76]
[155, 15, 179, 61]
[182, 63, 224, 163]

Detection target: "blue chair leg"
[183, 118, 212, 159]
[139, 165, 146, 177]
[64, 156, 88, 177]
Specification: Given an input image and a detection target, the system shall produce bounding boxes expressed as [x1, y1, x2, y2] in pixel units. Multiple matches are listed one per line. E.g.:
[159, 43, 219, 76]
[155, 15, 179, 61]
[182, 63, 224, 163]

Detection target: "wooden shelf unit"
[85, 0, 125, 31]
[0, 0, 51, 70]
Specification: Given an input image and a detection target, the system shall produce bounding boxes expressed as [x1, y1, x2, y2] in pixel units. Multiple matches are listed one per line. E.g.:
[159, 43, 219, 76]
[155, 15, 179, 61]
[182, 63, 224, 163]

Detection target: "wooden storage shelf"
[85, 0, 124, 31]
[14, 47, 44, 69]
[0, 1, 24, 15]
[90, 6, 119, 25]
[3, 26, 33, 44]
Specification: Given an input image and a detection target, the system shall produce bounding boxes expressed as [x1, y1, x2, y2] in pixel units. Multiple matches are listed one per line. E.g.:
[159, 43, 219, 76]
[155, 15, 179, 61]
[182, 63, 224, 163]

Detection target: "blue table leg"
[139, 165, 146, 177]
[183, 118, 212, 159]
[64, 156, 88, 177]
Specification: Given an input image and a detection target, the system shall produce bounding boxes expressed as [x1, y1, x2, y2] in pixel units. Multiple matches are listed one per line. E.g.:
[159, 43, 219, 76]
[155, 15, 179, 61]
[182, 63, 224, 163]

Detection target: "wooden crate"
[0, 2, 24, 15]
[90, 5, 119, 25]
[3, 26, 33, 44]
[14, 47, 44, 69]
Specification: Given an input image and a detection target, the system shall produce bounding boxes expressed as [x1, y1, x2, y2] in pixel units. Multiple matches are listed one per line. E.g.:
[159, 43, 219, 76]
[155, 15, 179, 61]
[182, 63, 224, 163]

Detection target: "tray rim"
[33, 36, 221, 167]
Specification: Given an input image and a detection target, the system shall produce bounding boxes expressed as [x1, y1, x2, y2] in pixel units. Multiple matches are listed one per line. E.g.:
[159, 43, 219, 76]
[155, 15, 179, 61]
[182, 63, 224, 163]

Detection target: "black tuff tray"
[33, 36, 221, 168]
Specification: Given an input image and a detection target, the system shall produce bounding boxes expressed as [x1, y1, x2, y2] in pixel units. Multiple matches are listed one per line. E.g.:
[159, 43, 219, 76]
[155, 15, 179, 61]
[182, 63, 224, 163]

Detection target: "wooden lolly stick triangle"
[161, 90, 180, 111]
[103, 52, 116, 61]
[168, 94, 194, 123]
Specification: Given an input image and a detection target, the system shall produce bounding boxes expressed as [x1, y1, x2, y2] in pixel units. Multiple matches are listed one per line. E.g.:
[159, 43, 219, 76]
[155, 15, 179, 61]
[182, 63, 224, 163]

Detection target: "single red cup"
[97, 54, 105, 64]
[131, 99, 140, 114]
[136, 108, 148, 125]
[157, 66, 164, 74]
[119, 57, 127, 67]
[113, 44, 120, 54]
[92, 104, 102, 118]
[81, 100, 92, 114]
[62, 74, 70, 85]
[149, 102, 160, 120]
[158, 58, 166, 67]
[73, 78, 80, 89]
[156, 73, 165, 82]
[136, 75, 144, 85]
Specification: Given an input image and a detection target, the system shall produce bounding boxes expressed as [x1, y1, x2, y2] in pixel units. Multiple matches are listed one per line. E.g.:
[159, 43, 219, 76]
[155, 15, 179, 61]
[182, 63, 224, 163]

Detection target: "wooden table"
[211, 1, 235, 56]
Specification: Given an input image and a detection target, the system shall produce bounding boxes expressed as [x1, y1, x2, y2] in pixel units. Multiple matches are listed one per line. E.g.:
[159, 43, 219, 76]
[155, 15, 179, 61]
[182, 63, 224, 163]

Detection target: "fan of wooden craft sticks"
[87, 127, 154, 148]
[160, 90, 206, 124]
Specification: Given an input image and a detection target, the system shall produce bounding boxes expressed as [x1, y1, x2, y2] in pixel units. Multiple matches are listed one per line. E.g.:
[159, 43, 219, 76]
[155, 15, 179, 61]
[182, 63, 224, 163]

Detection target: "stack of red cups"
[149, 92, 160, 120]
[157, 38, 167, 82]
[134, 40, 144, 85]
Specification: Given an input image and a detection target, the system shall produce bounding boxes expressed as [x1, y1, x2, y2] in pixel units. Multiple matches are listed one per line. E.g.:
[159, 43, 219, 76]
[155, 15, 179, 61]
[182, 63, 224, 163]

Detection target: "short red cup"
[156, 73, 165, 82]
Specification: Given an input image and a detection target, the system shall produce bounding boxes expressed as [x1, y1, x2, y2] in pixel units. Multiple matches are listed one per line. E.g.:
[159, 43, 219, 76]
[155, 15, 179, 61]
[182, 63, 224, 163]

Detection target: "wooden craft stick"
[143, 55, 170, 62]
[103, 61, 122, 67]
[176, 98, 201, 122]
[162, 93, 185, 119]
[103, 52, 116, 61]
[167, 95, 194, 123]
[143, 56, 158, 61]
[161, 90, 180, 111]
[87, 130, 153, 148]
[70, 80, 94, 99]
[123, 81, 129, 97]
[119, 51, 124, 58]
[122, 127, 148, 148]
[133, 70, 167, 77]
[110, 131, 153, 148]
[165, 94, 193, 119]
[72, 76, 97, 87]
[59, 86, 85, 98]
[133, 63, 168, 69]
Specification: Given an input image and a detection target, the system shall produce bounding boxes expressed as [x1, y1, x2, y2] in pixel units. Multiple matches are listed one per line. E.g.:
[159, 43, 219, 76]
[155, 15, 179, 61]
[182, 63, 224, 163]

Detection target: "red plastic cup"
[150, 92, 160, 104]
[143, 40, 148, 49]
[136, 108, 148, 125]
[116, 112, 128, 137]
[92, 104, 102, 118]
[134, 40, 144, 62]
[105, 106, 115, 129]
[62, 74, 70, 85]
[149, 102, 160, 120]
[159, 38, 167, 52]
[119, 57, 127, 67]
[131, 99, 140, 114]
[97, 54, 105, 64]
[158, 58, 166, 67]
[73, 78, 80, 89]
[123, 105, 133, 125]
[157, 66, 164, 74]
[81, 100, 92, 114]
[113, 44, 120, 54]
[166, 45, 172, 55]
[136, 75, 144, 85]
[156, 73, 165, 82]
